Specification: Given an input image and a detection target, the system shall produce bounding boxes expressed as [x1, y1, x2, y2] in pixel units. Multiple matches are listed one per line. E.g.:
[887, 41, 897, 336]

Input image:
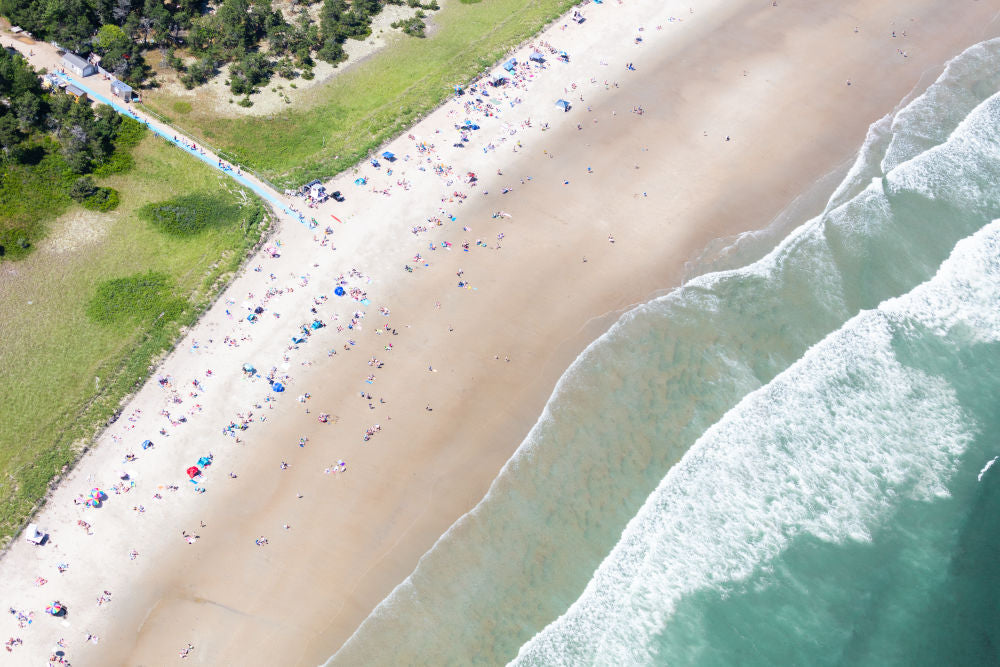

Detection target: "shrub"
[114, 117, 146, 150]
[391, 16, 426, 38]
[181, 58, 216, 89]
[139, 193, 243, 236]
[86, 271, 188, 326]
[229, 52, 273, 96]
[70, 176, 97, 202]
[276, 57, 298, 80]
[81, 187, 120, 212]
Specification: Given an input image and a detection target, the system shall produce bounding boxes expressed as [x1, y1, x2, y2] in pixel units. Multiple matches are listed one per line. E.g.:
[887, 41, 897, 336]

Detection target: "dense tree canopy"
[0, 49, 128, 171]
[0, 0, 440, 96]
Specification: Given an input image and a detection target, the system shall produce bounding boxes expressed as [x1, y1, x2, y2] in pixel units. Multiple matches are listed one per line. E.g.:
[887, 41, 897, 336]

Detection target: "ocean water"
[329, 38, 1000, 666]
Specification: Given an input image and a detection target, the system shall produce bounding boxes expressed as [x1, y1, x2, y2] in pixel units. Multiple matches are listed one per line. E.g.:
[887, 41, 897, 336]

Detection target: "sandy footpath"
[2, 0, 999, 665]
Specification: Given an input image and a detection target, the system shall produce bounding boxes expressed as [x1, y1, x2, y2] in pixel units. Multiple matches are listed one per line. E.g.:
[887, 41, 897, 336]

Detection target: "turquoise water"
[329, 39, 1000, 666]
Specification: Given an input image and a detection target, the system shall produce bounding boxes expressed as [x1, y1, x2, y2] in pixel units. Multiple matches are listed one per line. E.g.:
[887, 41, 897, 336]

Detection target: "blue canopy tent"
[503, 58, 517, 72]
[491, 73, 507, 86]
[556, 99, 570, 111]
[381, 151, 396, 161]
[529, 51, 545, 63]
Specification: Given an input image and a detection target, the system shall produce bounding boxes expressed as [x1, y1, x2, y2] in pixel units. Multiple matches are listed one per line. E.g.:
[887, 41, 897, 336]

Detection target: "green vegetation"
[0, 48, 145, 258]
[391, 14, 427, 39]
[141, 0, 578, 188]
[0, 133, 268, 543]
[0, 144, 74, 259]
[81, 186, 121, 211]
[0, 0, 440, 93]
[86, 271, 187, 325]
[139, 192, 243, 236]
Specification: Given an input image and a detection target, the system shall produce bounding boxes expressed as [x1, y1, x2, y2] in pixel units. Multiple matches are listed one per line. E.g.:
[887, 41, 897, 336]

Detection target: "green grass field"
[141, 0, 577, 189]
[0, 134, 268, 542]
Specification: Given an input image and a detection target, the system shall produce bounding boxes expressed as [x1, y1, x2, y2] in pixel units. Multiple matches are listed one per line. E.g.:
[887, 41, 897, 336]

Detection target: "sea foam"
[512, 219, 1000, 666]
[328, 38, 1000, 667]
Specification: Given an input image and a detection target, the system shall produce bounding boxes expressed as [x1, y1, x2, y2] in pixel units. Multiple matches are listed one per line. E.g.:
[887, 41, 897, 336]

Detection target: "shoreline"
[2, 1, 999, 665]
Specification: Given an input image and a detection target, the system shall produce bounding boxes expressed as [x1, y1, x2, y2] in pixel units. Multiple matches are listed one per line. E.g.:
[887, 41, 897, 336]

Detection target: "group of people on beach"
[1, 1, 662, 660]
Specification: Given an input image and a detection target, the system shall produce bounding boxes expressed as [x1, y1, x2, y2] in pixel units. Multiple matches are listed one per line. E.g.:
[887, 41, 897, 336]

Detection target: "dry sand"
[2, 0, 999, 665]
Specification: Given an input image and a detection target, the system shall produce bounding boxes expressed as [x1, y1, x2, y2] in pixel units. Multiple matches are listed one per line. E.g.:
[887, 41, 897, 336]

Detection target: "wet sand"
[1, 1, 998, 665]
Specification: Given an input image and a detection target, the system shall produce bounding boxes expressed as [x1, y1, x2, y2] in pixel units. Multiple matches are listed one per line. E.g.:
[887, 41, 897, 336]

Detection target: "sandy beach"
[2, 0, 999, 664]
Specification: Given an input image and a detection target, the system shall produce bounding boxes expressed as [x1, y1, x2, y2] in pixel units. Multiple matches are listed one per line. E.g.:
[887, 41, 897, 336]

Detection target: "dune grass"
[141, 0, 578, 189]
[0, 142, 75, 260]
[0, 133, 268, 543]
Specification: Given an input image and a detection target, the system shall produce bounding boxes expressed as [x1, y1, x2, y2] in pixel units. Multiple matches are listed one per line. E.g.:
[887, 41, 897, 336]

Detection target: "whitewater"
[330, 38, 1000, 666]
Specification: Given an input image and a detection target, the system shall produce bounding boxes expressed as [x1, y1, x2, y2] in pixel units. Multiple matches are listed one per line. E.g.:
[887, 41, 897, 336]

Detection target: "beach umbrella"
[186, 466, 200, 479]
[89, 488, 103, 500]
[334, 286, 346, 296]
[46, 601, 64, 616]
[556, 99, 570, 110]
[242, 363, 255, 373]
[272, 382, 285, 393]
[141, 439, 153, 450]
[197, 456, 212, 467]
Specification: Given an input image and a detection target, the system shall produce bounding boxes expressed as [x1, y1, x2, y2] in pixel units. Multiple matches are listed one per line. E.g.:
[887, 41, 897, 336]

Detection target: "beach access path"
[2, 1, 999, 665]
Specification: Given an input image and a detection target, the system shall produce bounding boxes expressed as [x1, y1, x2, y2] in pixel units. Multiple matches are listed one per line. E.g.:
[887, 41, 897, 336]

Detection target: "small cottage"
[62, 52, 96, 77]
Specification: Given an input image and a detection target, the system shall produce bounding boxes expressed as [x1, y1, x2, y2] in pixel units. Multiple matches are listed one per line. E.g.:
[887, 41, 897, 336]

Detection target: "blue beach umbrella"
[334, 286, 346, 296]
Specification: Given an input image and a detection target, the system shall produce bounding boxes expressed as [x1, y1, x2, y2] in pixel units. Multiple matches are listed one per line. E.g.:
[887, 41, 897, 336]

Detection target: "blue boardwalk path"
[53, 70, 310, 223]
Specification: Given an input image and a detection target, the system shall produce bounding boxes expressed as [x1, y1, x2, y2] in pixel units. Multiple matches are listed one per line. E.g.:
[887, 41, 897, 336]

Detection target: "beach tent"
[556, 99, 570, 110]
[529, 51, 545, 63]
[141, 439, 153, 450]
[354, 177, 366, 185]
[186, 466, 200, 479]
[197, 456, 212, 467]
[503, 58, 517, 72]
[491, 73, 507, 86]
[558, 51, 570, 62]
[381, 151, 396, 161]
[242, 363, 256, 374]
[25, 524, 45, 545]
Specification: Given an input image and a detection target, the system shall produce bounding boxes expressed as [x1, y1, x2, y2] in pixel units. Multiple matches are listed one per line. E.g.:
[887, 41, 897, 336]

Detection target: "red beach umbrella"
[186, 466, 200, 479]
